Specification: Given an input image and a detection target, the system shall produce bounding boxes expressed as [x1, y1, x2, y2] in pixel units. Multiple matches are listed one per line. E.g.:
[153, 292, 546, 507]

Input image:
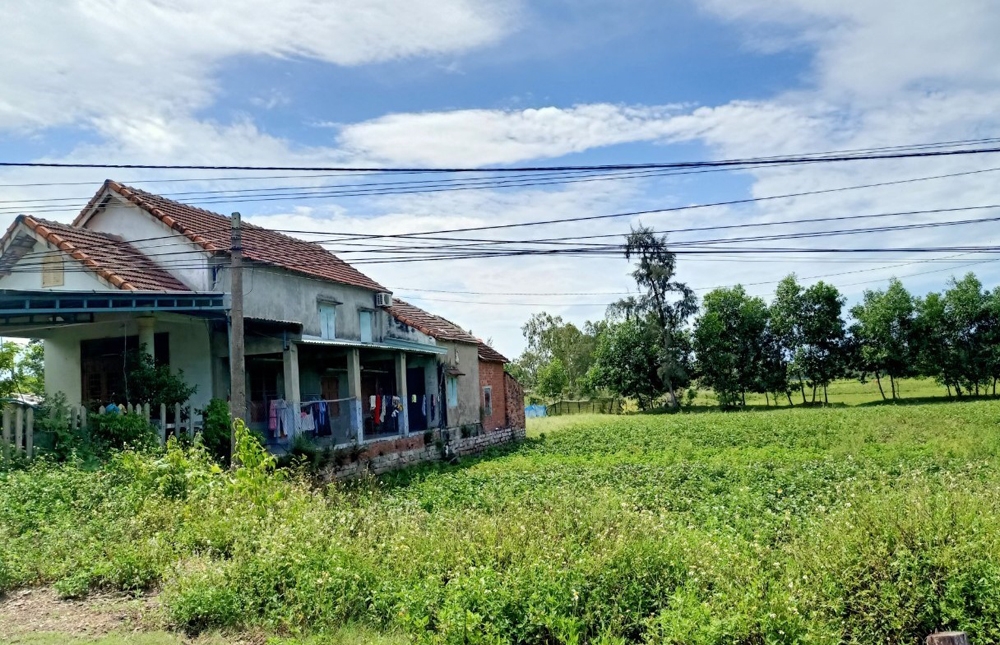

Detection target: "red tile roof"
[75, 180, 387, 292]
[477, 342, 509, 363]
[388, 298, 479, 344]
[6, 216, 190, 291]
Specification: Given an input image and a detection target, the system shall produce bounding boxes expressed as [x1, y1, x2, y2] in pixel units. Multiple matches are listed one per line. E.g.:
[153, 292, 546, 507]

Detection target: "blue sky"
[2, 0, 1000, 356]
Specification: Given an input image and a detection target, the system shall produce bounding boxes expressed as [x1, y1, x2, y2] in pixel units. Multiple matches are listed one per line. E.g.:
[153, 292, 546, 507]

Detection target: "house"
[0, 180, 523, 456]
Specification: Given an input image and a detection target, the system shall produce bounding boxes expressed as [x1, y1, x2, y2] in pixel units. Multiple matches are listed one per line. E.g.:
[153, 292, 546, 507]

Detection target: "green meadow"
[4, 396, 1000, 643]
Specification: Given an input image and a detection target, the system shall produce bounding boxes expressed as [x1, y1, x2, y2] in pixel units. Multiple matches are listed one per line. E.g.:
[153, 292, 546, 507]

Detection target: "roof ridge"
[74, 180, 387, 291]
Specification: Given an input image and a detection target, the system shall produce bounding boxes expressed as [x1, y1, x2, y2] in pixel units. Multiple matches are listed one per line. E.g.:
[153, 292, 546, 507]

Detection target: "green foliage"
[693, 285, 770, 408]
[535, 357, 569, 399]
[12, 399, 1000, 641]
[612, 225, 696, 408]
[199, 398, 232, 465]
[34, 392, 89, 461]
[511, 313, 599, 397]
[89, 411, 158, 455]
[588, 317, 664, 409]
[0, 341, 21, 399]
[850, 278, 916, 400]
[124, 348, 197, 408]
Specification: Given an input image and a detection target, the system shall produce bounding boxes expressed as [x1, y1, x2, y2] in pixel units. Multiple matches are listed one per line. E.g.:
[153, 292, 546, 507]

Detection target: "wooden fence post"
[159, 403, 167, 446]
[187, 404, 195, 438]
[2, 407, 10, 462]
[25, 407, 33, 459]
[14, 405, 23, 455]
[927, 632, 968, 645]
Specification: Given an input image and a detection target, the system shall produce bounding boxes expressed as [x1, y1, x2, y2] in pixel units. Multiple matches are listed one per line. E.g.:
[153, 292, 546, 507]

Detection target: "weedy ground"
[3, 392, 1000, 644]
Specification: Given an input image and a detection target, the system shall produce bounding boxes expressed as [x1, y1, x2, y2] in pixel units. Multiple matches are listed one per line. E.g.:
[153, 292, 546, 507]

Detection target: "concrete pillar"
[395, 352, 408, 436]
[137, 316, 155, 358]
[346, 348, 363, 442]
[282, 343, 300, 404]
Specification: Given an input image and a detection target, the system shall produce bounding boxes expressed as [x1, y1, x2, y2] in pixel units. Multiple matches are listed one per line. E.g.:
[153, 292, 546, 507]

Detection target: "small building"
[0, 180, 523, 457]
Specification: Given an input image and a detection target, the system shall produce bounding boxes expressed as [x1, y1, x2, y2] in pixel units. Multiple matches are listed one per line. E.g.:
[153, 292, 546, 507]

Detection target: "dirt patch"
[0, 587, 159, 637]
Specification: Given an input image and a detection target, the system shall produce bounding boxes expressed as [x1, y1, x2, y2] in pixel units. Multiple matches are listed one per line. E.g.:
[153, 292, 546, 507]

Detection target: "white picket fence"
[1, 404, 35, 460]
[1, 401, 204, 461]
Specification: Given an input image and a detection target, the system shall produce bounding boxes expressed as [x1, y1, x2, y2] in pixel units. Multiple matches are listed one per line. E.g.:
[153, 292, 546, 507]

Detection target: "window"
[41, 252, 64, 287]
[446, 376, 459, 408]
[359, 310, 373, 343]
[319, 304, 337, 339]
[483, 386, 493, 418]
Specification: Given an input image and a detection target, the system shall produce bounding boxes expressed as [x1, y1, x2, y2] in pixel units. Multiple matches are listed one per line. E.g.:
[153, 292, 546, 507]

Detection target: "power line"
[4, 141, 1000, 173]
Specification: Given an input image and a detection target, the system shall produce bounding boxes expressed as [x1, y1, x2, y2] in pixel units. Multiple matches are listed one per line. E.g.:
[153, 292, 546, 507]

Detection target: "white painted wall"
[85, 200, 213, 291]
[41, 313, 214, 410]
[216, 265, 385, 339]
[0, 237, 114, 291]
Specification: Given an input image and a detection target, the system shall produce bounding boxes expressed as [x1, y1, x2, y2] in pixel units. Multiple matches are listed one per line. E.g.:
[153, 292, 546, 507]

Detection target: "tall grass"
[3, 403, 1000, 643]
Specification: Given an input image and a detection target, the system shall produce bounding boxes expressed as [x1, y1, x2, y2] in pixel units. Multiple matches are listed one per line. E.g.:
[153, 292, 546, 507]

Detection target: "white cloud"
[0, 0, 518, 131]
[337, 104, 687, 166]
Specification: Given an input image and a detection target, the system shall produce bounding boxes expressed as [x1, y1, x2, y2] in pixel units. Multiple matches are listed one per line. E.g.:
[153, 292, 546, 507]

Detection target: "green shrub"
[199, 398, 232, 465]
[89, 411, 158, 454]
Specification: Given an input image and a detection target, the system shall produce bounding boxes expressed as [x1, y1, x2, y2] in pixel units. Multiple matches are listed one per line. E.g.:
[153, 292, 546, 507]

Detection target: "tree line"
[508, 226, 1000, 409]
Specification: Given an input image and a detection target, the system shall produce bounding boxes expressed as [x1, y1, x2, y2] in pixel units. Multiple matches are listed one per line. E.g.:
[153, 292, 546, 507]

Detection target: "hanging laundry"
[299, 409, 315, 433]
[411, 394, 417, 404]
[369, 395, 376, 409]
[374, 395, 382, 425]
[268, 400, 279, 432]
[421, 395, 427, 417]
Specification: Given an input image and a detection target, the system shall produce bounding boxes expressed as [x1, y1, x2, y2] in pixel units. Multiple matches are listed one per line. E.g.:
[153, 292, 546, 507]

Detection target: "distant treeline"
[507, 227, 1000, 409]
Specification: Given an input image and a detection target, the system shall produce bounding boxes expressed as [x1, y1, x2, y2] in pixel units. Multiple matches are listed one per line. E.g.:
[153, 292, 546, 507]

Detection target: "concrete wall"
[86, 201, 213, 291]
[0, 236, 114, 291]
[441, 341, 481, 428]
[479, 360, 507, 431]
[42, 313, 214, 411]
[215, 265, 384, 340]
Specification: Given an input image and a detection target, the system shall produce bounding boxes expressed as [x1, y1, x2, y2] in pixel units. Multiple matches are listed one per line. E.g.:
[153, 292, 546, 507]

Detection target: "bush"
[199, 398, 232, 465]
[89, 411, 157, 454]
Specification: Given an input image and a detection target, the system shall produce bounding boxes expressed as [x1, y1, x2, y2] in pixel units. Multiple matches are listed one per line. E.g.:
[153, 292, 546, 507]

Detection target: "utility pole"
[229, 211, 246, 462]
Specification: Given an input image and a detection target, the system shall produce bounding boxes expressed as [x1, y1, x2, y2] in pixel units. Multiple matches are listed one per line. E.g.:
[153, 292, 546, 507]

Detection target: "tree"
[613, 226, 696, 408]
[0, 341, 20, 399]
[797, 281, 848, 404]
[511, 313, 598, 397]
[124, 348, 197, 408]
[693, 286, 769, 408]
[919, 273, 993, 397]
[849, 278, 915, 400]
[588, 316, 664, 409]
[535, 358, 569, 400]
[770, 275, 808, 403]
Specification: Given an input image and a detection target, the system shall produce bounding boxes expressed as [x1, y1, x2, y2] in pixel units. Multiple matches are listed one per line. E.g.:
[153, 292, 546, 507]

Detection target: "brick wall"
[504, 372, 525, 431]
[323, 425, 527, 479]
[479, 359, 507, 430]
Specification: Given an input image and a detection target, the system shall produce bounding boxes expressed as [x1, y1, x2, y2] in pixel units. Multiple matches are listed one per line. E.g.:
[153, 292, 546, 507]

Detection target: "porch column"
[282, 343, 300, 404]
[346, 348, 363, 442]
[395, 352, 408, 436]
[137, 316, 155, 358]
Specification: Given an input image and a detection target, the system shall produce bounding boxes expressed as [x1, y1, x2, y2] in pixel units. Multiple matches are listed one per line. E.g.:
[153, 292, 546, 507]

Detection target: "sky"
[2, 0, 1000, 358]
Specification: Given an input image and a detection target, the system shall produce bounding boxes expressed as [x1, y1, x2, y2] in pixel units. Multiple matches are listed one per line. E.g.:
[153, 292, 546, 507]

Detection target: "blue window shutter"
[360, 311, 372, 343]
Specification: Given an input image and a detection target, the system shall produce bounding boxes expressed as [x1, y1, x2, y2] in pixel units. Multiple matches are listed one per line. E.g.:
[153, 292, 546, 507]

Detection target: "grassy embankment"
[4, 393, 1000, 643]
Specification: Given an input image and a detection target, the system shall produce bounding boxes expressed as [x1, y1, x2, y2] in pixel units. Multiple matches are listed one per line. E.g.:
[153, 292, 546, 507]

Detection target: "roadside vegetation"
[4, 403, 1000, 643]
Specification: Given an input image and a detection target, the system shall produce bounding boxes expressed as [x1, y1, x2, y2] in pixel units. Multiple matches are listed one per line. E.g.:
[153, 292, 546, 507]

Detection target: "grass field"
[4, 396, 1000, 643]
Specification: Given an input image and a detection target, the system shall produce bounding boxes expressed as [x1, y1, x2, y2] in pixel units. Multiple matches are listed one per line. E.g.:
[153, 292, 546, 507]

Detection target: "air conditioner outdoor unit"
[375, 292, 393, 308]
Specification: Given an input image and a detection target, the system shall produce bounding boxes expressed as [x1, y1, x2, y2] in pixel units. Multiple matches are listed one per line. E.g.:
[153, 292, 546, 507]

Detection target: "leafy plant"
[198, 398, 232, 465]
[89, 410, 157, 454]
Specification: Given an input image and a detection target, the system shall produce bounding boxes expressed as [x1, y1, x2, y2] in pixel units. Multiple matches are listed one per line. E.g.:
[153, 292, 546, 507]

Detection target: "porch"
[244, 337, 447, 452]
